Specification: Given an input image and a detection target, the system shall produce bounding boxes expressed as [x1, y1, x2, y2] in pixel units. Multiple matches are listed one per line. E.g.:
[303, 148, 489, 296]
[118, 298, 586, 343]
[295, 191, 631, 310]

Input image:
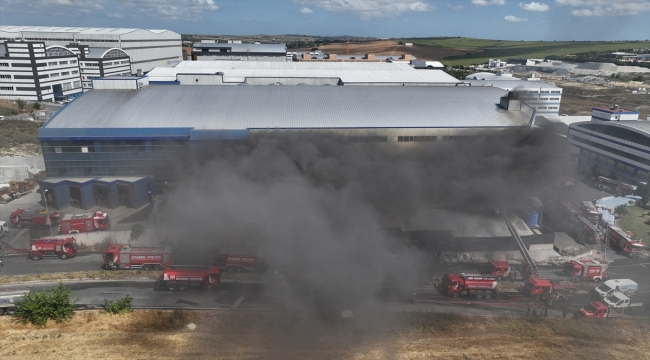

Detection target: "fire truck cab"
[486, 260, 511, 280]
[563, 259, 608, 281]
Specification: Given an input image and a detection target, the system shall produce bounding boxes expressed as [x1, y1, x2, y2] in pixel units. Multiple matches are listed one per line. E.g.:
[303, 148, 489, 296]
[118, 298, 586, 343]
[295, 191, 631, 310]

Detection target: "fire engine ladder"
[503, 212, 538, 275]
[578, 216, 600, 234]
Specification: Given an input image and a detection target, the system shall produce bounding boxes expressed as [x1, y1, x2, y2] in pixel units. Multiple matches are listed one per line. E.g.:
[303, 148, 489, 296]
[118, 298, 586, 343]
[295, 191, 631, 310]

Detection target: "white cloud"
[472, 0, 506, 6]
[300, 7, 314, 13]
[519, 2, 549, 11]
[292, 1, 435, 19]
[504, 15, 529, 21]
[447, 4, 464, 11]
[0, 0, 219, 21]
[555, 0, 650, 16]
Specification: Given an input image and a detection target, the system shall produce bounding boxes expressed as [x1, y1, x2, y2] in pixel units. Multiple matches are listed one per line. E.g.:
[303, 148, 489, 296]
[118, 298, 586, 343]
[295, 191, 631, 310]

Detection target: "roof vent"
[611, 104, 619, 110]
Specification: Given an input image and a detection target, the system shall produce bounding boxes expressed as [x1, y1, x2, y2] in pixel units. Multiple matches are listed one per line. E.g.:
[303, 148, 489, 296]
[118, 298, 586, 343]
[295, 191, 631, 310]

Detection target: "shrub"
[32, 102, 41, 110]
[14, 282, 78, 327]
[103, 295, 133, 314]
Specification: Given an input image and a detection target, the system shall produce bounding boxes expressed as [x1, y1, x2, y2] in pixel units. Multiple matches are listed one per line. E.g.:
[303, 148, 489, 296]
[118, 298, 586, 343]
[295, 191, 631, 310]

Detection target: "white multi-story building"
[567, 107, 648, 185]
[67, 44, 131, 90]
[0, 40, 82, 101]
[0, 26, 181, 73]
[465, 73, 563, 116]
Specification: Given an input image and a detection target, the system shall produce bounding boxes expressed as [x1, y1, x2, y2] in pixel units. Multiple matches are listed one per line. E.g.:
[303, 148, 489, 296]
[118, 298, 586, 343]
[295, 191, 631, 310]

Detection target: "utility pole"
[42, 188, 54, 237]
[149, 191, 163, 244]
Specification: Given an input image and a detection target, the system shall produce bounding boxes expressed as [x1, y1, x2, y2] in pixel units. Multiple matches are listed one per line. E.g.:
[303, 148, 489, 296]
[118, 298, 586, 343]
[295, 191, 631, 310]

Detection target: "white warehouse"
[0, 26, 181, 73]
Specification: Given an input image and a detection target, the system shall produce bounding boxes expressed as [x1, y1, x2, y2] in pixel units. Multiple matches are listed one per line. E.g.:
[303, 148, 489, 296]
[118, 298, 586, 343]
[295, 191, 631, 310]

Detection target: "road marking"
[232, 295, 245, 309]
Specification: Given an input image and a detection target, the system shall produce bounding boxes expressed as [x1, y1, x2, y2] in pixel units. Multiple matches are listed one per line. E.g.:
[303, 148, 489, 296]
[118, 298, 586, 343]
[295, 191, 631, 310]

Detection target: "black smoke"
[164, 127, 559, 311]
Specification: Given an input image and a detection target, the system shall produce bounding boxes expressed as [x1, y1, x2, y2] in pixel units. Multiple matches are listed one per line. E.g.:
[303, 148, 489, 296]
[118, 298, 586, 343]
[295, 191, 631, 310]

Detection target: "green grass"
[0, 119, 41, 149]
[617, 205, 650, 244]
[397, 37, 649, 66]
[0, 107, 19, 117]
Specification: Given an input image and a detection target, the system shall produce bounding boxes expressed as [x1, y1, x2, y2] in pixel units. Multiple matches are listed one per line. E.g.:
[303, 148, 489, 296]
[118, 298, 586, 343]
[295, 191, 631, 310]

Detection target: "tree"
[32, 102, 41, 110]
[14, 282, 78, 327]
[641, 173, 650, 206]
[15, 99, 26, 110]
[615, 205, 628, 216]
[103, 295, 133, 314]
[129, 223, 146, 244]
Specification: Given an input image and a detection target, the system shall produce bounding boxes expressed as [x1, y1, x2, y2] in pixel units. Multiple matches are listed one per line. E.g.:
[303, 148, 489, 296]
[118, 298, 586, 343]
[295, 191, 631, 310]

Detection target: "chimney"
[611, 104, 619, 110]
[327, 53, 337, 60]
[364, 54, 375, 60]
[136, 69, 143, 77]
[499, 92, 521, 111]
[402, 54, 412, 60]
[302, 53, 311, 60]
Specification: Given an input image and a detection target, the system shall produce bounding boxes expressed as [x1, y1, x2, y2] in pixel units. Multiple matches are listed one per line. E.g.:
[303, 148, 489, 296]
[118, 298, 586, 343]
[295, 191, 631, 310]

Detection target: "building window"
[71, 70, 78, 74]
[59, 61, 68, 65]
[47, 61, 58, 66]
[71, 60, 77, 64]
[348, 136, 388, 143]
[0, 74, 10, 79]
[551, 91, 561, 94]
[61, 71, 70, 76]
[0, 86, 14, 90]
[398, 136, 437, 142]
[0, 63, 9, 67]
[50, 73, 59, 77]
[73, 81, 81, 88]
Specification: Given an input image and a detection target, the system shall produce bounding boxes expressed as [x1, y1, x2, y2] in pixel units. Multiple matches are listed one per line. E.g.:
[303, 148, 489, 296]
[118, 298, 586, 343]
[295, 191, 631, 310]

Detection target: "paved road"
[0, 191, 48, 250]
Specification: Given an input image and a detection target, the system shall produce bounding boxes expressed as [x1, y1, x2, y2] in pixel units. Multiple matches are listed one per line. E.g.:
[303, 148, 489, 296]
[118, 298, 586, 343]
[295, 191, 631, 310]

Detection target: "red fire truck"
[59, 211, 110, 234]
[155, 265, 220, 291]
[27, 237, 78, 261]
[577, 302, 621, 318]
[524, 277, 577, 305]
[10, 209, 60, 229]
[486, 260, 511, 280]
[215, 249, 268, 272]
[102, 245, 173, 270]
[563, 259, 608, 281]
[441, 273, 497, 299]
[607, 226, 645, 257]
[580, 201, 600, 225]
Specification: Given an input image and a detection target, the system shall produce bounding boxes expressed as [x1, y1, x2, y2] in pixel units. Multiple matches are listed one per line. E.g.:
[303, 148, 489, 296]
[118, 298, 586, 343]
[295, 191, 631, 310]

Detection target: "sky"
[0, 0, 648, 41]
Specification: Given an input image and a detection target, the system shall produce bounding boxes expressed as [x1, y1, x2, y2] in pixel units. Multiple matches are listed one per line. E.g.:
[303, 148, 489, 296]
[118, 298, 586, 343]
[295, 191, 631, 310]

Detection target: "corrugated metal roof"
[0, 26, 168, 36]
[192, 43, 286, 53]
[42, 85, 532, 131]
[87, 48, 111, 58]
[465, 79, 560, 90]
[146, 61, 460, 84]
[403, 208, 535, 237]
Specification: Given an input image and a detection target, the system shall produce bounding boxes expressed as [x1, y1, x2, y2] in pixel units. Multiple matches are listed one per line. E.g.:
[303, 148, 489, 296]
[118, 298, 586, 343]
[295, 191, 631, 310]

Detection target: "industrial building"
[568, 107, 649, 185]
[396, 208, 555, 262]
[191, 42, 287, 62]
[66, 44, 131, 90]
[38, 79, 534, 200]
[465, 72, 563, 116]
[0, 26, 181, 72]
[0, 40, 82, 101]
[145, 60, 461, 86]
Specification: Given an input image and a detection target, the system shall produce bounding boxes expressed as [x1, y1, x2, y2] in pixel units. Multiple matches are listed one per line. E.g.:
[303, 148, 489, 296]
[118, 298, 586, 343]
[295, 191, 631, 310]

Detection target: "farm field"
[395, 38, 649, 66]
[295, 40, 475, 60]
[1, 310, 648, 360]
[556, 81, 650, 119]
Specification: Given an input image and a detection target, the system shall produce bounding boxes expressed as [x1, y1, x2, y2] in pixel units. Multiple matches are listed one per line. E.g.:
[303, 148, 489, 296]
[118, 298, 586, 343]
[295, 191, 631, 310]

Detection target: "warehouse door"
[116, 183, 133, 208]
[68, 186, 83, 208]
[93, 184, 110, 208]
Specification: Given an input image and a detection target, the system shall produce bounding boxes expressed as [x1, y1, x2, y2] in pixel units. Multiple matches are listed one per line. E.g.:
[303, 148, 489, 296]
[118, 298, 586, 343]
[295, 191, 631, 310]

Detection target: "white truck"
[0, 290, 28, 315]
[602, 291, 644, 312]
[0, 220, 8, 238]
[592, 279, 637, 298]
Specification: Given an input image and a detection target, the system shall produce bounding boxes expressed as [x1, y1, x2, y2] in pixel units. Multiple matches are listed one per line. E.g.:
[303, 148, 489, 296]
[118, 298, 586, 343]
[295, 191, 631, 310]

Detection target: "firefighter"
[563, 308, 568, 318]
[542, 306, 548, 318]
[527, 306, 531, 317]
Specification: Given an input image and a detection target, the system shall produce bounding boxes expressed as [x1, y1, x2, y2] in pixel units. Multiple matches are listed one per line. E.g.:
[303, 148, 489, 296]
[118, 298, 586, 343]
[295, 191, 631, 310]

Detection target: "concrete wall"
[0, 157, 45, 183]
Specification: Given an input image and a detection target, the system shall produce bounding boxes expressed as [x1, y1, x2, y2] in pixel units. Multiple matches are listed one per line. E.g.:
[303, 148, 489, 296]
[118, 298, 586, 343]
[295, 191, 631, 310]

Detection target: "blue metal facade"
[38, 177, 154, 210]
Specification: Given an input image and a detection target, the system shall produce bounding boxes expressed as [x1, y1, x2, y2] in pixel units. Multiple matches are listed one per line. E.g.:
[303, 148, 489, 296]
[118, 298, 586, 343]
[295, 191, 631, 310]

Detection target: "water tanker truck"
[563, 259, 608, 281]
[60, 211, 110, 234]
[28, 237, 78, 260]
[103, 245, 173, 270]
[442, 273, 497, 299]
[524, 277, 577, 306]
[215, 249, 268, 272]
[155, 265, 220, 291]
[10, 208, 60, 229]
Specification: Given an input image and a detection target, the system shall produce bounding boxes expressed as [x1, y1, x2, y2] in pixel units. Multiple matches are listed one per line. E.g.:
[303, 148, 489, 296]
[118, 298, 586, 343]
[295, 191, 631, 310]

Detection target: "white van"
[593, 279, 638, 298]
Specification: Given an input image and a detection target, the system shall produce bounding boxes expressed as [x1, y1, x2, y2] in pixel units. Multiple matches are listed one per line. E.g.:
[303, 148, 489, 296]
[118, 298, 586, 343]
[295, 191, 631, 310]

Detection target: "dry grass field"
[556, 81, 650, 119]
[1, 310, 648, 360]
[296, 40, 473, 60]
